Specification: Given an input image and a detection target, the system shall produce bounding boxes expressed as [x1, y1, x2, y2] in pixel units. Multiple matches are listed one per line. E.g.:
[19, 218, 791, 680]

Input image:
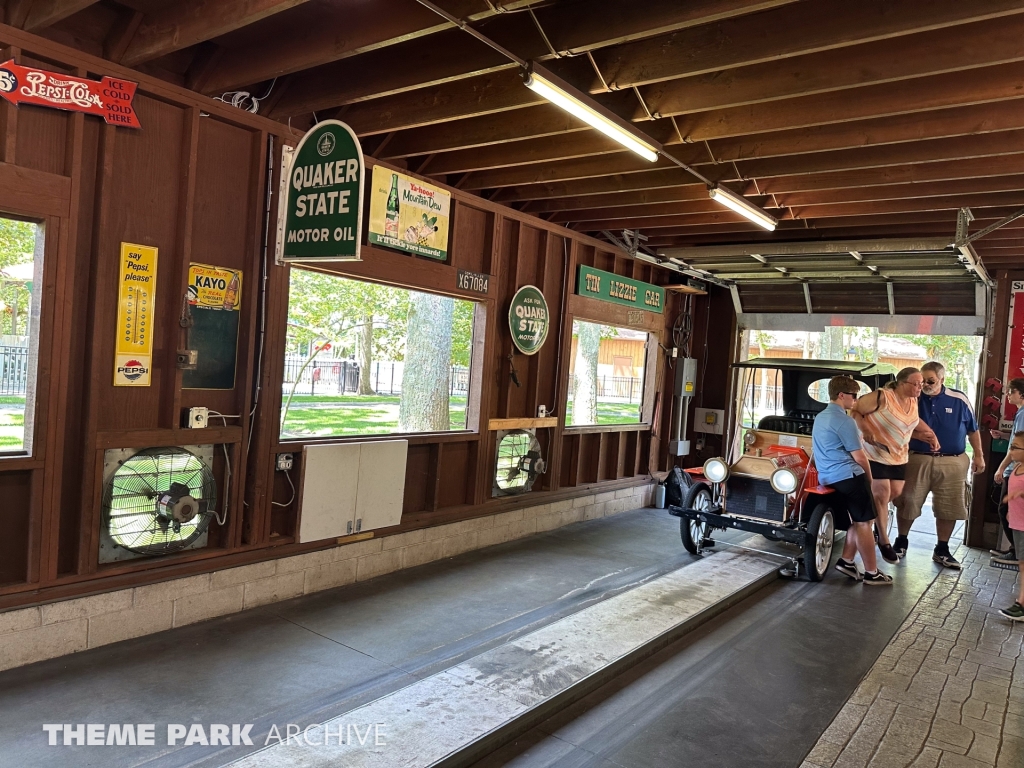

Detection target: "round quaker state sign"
[281, 120, 364, 261]
[509, 285, 550, 355]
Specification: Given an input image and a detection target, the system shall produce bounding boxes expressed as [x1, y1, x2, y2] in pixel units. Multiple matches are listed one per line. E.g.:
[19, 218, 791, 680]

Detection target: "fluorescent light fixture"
[708, 185, 778, 231]
[523, 63, 661, 162]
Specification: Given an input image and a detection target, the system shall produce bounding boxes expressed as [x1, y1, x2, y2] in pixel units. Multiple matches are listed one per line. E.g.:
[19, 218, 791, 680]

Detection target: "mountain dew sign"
[281, 120, 364, 261]
[509, 285, 550, 355]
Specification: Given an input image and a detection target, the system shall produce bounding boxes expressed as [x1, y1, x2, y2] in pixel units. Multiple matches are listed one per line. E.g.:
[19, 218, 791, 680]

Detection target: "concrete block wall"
[0, 485, 653, 673]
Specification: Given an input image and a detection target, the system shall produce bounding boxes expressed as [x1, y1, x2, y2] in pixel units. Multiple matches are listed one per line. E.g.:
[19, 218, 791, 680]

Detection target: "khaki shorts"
[897, 453, 970, 521]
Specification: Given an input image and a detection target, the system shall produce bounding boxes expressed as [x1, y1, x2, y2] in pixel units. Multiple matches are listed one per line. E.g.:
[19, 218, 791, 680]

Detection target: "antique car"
[670, 358, 896, 580]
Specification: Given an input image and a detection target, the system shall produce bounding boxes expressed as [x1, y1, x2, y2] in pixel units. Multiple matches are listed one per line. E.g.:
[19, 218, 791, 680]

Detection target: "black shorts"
[830, 474, 877, 525]
[869, 461, 906, 481]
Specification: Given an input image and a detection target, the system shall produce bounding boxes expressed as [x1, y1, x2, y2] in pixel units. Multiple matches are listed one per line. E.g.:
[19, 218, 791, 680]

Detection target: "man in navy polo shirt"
[894, 361, 984, 569]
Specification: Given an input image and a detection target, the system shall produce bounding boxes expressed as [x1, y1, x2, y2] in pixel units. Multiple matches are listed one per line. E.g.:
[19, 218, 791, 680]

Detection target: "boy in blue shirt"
[812, 375, 891, 585]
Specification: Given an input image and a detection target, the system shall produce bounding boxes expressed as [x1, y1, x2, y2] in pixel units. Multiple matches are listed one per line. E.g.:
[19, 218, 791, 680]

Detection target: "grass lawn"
[565, 399, 642, 426]
[0, 406, 24, 450]
[281, 394, 642, 438]
[281, 394, 468, 438]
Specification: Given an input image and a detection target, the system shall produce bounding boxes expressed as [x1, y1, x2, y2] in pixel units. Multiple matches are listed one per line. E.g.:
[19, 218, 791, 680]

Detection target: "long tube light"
[523, 63, 661, 162]
[708, 184, 778, 231]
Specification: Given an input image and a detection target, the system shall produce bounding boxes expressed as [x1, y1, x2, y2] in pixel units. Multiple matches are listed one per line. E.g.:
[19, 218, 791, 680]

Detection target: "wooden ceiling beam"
[265, 0, 800, 117]
[493, 152, 1024, 205]
[377, 104, 586, 159]
[635, 207, 1024, 240]
[7, 0, 96, 31]
[421, 113, 673, 175]
[759, 155, 1024, 195]
[121, 0, 309, 68]
[740, 128, 1024, 180]
[674, 61, 1024, 142]
[461, 127, 1024, 191]
[551, 175, 1024, 223]
[578, 192, 1024, 232]
[790, 191, 1024, 220]
[202, 0, 531, 94]
[593, 0, 1024, 89]
[637, 15, 1024, 119]
[778, 175, 1024, 208]
[269, 14, 546, 117]
[710, 99, 1024, 163]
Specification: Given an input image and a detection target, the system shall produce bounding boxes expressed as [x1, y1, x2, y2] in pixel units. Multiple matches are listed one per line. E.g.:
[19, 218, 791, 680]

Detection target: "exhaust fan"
[99, 446, 218, 563]
[493, 429, 546, 497]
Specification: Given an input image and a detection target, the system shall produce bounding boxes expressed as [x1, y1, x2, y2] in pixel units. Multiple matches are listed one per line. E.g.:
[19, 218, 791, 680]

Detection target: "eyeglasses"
[923, 378, 940, 385]
[843, 391, 859, 399]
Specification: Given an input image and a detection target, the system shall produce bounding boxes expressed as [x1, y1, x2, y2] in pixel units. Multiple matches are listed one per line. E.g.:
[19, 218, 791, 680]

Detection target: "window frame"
[277, 266, 487, 444]
[561, 313, 659, 433]
[0, 213, 46, 460]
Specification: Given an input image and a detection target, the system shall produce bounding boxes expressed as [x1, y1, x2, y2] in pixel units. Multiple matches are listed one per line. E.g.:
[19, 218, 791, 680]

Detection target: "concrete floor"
[0, 506, 962, 768]
[469, 518, 965, 768]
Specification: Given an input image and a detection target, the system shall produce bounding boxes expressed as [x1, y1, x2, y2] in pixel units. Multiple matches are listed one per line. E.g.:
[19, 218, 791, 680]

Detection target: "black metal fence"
[0, 346, 29, 395]
[595, 376, 643, 403]
[282, 356, 470, 397]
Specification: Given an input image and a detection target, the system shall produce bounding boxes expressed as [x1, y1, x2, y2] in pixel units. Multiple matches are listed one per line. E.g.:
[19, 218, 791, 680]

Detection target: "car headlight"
[770, 467, 798, 494]
[703, 457, 729, 484]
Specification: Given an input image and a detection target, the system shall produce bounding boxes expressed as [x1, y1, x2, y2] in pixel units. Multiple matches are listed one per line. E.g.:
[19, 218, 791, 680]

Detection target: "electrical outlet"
[185, 407, 209, 429]
[537, 405, 548, 418]
[276, 453, 294, 471]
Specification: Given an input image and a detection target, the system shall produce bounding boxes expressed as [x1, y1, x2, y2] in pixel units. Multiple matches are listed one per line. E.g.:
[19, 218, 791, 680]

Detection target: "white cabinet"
[298, 440, 408, 543]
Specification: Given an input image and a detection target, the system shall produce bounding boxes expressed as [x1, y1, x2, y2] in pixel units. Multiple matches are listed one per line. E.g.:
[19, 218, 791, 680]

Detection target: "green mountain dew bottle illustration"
[385, 174, 400, 237]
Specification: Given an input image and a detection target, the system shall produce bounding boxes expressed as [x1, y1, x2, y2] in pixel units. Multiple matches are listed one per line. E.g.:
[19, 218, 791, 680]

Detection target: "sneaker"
[999, 602, 1024, 621]
[893, 535, 909, 558]
[933, 546, 962, 570]
[863, 570, 894, 586]
[879, 542, 901, 564]
[835, 558, 862, 581]
[990, 547, 1013, 557]
[993, 551, 1019, 565]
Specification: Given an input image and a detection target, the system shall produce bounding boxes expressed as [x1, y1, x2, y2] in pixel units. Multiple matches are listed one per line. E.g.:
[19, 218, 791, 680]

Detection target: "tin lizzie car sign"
[670, 358, 896, 581]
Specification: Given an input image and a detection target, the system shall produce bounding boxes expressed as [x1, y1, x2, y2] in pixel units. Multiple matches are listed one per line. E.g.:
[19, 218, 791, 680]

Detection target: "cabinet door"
[355, 440, 408, 532]
[299, 443, 359, 542]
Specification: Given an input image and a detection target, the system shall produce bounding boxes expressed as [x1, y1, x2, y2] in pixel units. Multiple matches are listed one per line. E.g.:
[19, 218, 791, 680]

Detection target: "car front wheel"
[803, 503, 835, 582]
[680, 481, 713, 555]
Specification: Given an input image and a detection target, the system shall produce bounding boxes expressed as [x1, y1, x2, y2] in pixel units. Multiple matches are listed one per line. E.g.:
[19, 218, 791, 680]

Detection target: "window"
[280, 270, 478, 439]
[0, 216, 42, 454]
[566, 320, 649, 427]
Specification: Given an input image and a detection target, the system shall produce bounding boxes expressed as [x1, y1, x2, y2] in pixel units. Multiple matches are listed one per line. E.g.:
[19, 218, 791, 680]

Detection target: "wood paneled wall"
[0, 24, 722, 610]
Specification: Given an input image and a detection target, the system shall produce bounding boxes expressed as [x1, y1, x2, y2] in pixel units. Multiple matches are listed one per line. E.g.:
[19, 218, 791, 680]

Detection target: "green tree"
[0, 218, 37, 336]
[890, 334, 982, 392]
[398, 292, 453, 431]
[570, 320, 601, 425]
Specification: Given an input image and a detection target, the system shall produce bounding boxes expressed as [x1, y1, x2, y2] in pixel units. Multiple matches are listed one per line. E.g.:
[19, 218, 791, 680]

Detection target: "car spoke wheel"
[803, 503, 835, 582]
[680, 482, 712, 555]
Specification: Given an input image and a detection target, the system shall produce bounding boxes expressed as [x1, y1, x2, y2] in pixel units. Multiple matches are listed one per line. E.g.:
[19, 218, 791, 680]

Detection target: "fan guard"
[101, 446, 218, 557]
[493, 429, 546, 497]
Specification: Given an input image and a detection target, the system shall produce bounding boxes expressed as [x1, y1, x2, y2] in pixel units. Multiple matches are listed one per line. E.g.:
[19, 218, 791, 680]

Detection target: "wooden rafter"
[121, 0, 311, 68]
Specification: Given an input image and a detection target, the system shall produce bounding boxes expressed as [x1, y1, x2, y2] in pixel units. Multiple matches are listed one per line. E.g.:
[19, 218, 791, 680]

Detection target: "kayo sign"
[0, 60, 140, 128]
[509, 285, 550, 355]
[280, 121, 364, 261]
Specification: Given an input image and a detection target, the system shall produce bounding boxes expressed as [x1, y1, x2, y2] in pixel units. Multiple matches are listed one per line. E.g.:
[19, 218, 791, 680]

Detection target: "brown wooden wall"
[0, 24, 722, 611]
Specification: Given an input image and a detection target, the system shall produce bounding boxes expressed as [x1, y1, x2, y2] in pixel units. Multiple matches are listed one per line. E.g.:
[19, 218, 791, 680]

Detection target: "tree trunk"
[757, 338, 769, 411]
[356, 316, 375, 395]
[571, 321, 601, 425]
[398, 293, 453, 432]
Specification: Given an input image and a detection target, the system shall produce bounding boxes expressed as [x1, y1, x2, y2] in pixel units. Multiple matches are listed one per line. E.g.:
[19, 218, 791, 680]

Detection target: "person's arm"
[995, 452, 1011, 484]
[850, 448, 873, 482]
[968, 430, 985, 474]
[911, 421, 942, 452]
[850, 391, 880, 444]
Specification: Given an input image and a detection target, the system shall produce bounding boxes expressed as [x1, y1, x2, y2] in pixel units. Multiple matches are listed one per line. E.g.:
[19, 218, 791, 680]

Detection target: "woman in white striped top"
[852, 368, 940, 565]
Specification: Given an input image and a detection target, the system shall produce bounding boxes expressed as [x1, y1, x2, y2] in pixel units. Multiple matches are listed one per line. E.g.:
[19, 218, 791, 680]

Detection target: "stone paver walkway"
[803, 547, 1024, 768]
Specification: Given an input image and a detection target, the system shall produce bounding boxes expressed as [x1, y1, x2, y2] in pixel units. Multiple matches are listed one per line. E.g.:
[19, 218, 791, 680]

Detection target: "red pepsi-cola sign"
[0, 60, 141, 128]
